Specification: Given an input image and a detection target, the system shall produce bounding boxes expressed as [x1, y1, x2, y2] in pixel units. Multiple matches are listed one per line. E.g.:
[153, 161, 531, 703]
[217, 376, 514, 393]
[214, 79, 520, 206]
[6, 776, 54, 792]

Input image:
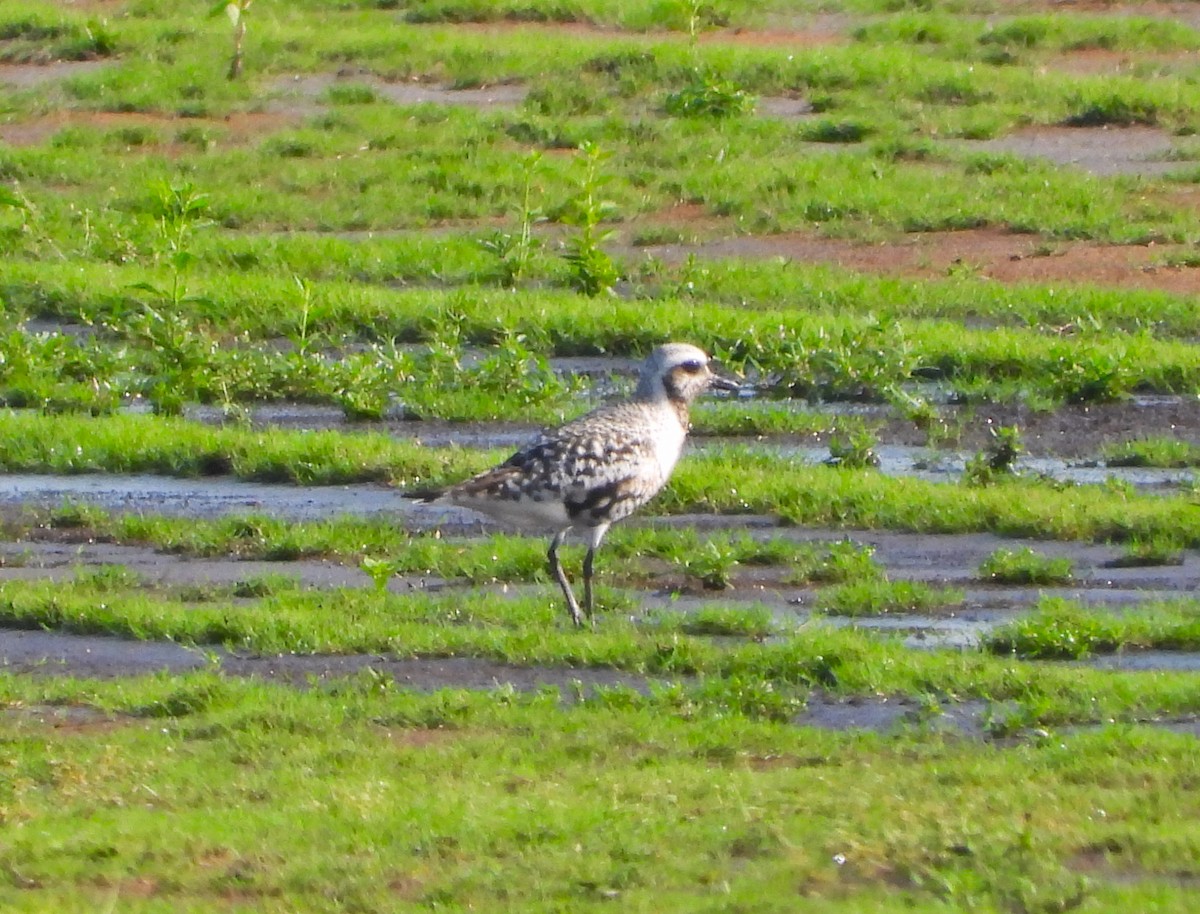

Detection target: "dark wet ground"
[171, 377, 1200, 461]
[0, 364, 1198, 710]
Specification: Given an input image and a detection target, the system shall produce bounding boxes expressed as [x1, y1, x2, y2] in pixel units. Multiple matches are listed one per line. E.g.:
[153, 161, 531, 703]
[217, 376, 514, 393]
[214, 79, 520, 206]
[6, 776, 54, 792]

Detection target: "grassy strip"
[16, 236, 1200, 340]
[0, 412, 1197, 543]
[8, 262, 1200, 403]
[985, 596, 1200, 659]
[50, 515, 843, 589]
[3, 577, 1200, 722]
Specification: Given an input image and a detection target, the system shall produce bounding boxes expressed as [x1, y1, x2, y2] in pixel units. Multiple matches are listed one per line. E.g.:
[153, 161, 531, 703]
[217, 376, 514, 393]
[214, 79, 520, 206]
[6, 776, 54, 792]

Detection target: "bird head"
[635, 342, 740, 404]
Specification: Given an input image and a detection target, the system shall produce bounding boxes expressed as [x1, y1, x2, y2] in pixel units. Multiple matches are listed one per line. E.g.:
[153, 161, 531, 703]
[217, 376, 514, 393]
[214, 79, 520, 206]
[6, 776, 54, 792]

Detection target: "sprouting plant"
[825, 428, 881, 469]
[663, 1, 753, 119]
[360, 555, 402, 595]
[820, 579, 964, 617]
[678, 539, 740, 590]
[887, 386, 952, 446]
[288, 275, 321, 357]
[561, 142, 620, 297]
[984, 598, 1121, 659]
[334, 341, 414, 421]
[479, 152, 543, 288]
[210, 0, 254, 80]
[964, 422, 1024, 486]
[782, 540, 883, 586]
[130, 181, 211, 312]
[665, 70, 755, 119]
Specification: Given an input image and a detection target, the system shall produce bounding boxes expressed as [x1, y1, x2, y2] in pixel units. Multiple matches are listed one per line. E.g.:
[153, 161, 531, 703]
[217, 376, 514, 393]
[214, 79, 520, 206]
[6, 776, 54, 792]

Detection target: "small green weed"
[668, 605, 775, 640]
[232, 574, 302, 598]
[1104, 437, 1200, 468]
[360, 555, 403, 594]
[826, 428, 881, 469]
[979, 547, 1074, 585]
[984, 599, 1123, 659]
[783, 541, 883, 586]
[963, 423, 1023, 486]
[1105, 536, 1185, 568]
[820, 579, 964, 617]
[560, 142, 620, 296]
[665, 69, 755, 119]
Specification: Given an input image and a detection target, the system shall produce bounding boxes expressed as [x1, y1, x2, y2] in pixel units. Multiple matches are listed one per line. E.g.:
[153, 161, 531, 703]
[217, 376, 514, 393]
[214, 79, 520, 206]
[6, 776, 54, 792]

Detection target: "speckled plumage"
[438, 342, 737, 627]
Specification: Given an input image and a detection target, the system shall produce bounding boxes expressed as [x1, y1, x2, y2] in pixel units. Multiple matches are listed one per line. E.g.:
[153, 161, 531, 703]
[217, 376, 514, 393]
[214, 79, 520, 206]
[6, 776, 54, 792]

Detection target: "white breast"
[652, 409, 689, 484]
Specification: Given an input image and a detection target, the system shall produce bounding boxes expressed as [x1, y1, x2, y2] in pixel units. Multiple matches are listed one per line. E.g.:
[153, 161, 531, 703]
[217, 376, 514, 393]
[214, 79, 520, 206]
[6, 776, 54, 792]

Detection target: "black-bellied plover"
[430, 342, 737, 627]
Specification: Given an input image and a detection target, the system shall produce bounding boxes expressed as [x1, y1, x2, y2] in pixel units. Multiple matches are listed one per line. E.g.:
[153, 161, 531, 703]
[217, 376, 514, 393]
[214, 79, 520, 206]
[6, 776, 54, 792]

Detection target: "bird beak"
[708, 373, 741, 393]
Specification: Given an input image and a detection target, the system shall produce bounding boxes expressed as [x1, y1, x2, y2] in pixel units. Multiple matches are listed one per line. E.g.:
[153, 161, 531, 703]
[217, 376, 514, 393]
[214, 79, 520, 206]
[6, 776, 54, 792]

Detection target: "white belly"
[653, 416, 688, 484]
[448, 493, 571, 532]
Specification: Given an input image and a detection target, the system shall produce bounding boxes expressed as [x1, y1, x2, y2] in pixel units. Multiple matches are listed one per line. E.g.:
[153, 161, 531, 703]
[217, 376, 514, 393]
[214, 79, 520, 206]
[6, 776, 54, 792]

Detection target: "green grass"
[818, 578, 965, 616]
[1104, 437, 1200, 468]
[979, 546, 1075, 585]
[3, 412, 1200, 545]
[3, 3, 1200, 909]
[985, 596, 1200, 659]
[1, 670, 1200, 912]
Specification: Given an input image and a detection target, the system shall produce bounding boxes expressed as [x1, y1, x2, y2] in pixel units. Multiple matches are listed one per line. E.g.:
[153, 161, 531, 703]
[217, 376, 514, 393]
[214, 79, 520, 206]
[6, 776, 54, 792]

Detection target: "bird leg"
[582, 545, 597, 628]
[548, 530, 584, 627]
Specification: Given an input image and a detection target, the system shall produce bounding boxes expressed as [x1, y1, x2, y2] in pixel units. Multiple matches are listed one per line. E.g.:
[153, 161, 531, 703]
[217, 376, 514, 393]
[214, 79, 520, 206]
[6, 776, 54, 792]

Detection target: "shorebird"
[430, 342, 738, 627]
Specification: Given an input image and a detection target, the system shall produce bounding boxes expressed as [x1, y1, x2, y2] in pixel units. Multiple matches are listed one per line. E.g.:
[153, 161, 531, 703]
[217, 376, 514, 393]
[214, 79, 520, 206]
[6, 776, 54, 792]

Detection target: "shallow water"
[754, 443, 1194, 491]
[1086, 650, 1200, 673]
[0, 473, 438, 522]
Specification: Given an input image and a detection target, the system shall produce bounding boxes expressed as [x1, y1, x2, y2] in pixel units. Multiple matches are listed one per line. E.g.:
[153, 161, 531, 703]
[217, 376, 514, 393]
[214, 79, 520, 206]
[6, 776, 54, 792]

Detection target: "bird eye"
[680, 360, 704, 373]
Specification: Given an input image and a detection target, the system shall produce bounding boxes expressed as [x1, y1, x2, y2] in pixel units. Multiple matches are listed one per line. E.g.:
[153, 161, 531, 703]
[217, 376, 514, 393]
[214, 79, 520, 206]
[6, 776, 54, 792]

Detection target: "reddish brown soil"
[635, 226, 1200, 296]
[1042, 48, 1194, 76]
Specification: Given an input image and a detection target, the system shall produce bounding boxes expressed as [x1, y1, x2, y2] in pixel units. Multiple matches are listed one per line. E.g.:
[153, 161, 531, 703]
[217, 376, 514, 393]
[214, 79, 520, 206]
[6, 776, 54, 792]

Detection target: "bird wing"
[448, 410, 664, 526]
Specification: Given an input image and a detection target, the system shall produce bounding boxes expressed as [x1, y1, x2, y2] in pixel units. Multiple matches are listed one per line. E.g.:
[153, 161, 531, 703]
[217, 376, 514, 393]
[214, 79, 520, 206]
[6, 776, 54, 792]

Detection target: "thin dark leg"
[583, 546, 596, 628]
[548, 530, 583, 627]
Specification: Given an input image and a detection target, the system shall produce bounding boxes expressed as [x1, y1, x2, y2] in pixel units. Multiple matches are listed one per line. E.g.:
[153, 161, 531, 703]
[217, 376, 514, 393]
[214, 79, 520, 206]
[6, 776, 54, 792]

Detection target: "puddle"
[0, 627, 664, 696]
[0, 473, 454, 523]
[796, 693, 993, 737]
[1085, 650, 1200, 672]
[959, 126, 1185, 178]
[0, 629, 209, 677]
[757, 96, 815, 118]
[729, 442, 1194, 491]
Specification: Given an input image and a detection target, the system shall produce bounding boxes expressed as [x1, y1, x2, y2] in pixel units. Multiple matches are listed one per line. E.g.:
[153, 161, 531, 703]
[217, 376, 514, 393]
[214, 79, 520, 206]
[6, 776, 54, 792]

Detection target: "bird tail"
[404, 485, 447, 504]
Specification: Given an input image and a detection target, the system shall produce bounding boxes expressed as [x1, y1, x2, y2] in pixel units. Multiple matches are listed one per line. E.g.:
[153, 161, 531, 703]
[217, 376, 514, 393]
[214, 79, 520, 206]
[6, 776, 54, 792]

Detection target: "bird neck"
[669, 400, 691, 431]
[633, 375, 692, 430]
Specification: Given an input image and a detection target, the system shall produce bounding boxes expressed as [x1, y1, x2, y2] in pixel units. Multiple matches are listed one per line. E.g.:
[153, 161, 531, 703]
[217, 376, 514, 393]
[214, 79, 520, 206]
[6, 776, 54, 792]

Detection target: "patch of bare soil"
[875, 396, 1200, 457]
[986, 0, 1198, 19]
[1041, 48, 1193, 76]
[637, 226, 1200, 296]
